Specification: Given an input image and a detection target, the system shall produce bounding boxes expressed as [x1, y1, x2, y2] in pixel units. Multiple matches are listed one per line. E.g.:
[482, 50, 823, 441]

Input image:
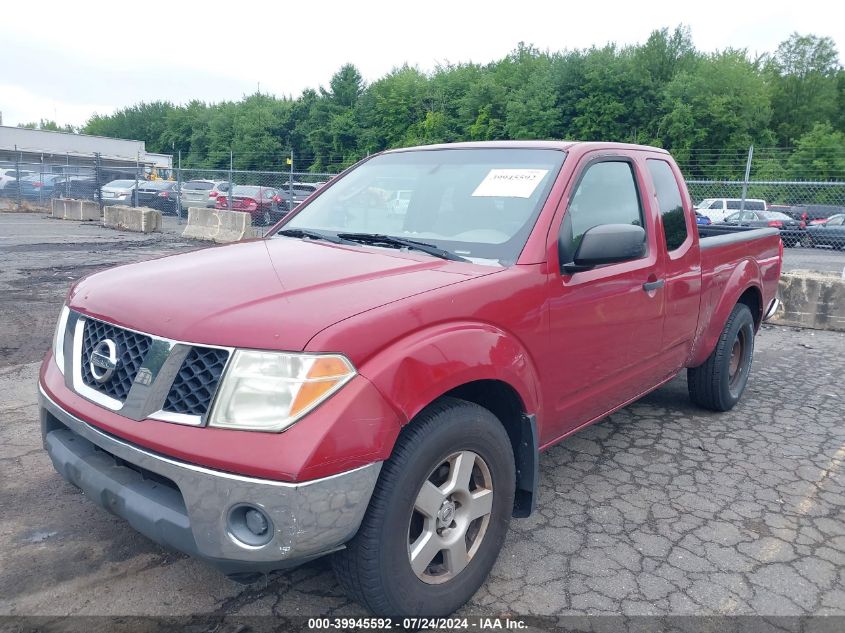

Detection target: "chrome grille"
[80, 318, 152, 401]
[163, 347, 230, 417]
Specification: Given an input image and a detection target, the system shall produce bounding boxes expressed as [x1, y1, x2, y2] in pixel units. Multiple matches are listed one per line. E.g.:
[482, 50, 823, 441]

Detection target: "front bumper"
[39, 387, 381, 576]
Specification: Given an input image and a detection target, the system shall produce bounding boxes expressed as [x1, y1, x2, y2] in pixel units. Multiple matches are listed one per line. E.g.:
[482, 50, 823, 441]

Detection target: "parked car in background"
[695, 211, 711, 226]
[797, 205, 845, 226]
[134, 180, 179, 214]
[720, 210, 805, 247]
[277, 182, 320, 209]
[180, 180, 229, 211]
[216, 185, 287, 225]
[18, 174, 67, 200]
[0, 168, 35, 191]
[696, 198, 767, 223]
[51, 176, 98, 200]
[806, 214, 845, 249]
[101, 179, 142, 206]
[769, 204, 797, 218]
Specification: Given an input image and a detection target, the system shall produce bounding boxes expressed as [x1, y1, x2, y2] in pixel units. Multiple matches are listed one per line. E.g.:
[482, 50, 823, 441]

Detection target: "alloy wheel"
[407, 450, 493, 584]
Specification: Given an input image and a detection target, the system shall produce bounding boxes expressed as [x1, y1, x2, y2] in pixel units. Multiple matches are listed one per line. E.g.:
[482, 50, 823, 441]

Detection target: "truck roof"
[386, 140, 670, 154]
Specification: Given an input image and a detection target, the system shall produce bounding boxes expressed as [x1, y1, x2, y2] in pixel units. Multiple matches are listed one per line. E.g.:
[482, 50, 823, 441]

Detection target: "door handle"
[642, 279, 665, 292]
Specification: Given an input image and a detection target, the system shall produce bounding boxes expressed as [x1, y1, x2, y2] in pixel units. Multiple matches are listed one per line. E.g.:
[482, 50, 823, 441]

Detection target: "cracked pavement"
[1, 214, 844, 618]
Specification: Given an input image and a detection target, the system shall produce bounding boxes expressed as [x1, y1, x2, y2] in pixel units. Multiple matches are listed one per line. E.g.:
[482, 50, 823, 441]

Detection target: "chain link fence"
[2, 151, 844, 264]
[687, 181, 845, 266]
[0, 152, 334, 228]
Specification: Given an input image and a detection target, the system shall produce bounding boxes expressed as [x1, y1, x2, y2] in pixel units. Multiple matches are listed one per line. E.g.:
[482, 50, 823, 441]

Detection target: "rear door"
[543, 154, 666, 443]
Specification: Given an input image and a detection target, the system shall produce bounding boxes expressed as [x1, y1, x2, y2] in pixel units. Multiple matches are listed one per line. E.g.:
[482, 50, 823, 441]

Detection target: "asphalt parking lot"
[1, 213, 844, 620]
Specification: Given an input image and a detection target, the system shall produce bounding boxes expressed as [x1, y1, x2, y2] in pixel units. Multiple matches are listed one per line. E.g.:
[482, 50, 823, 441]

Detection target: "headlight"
[208, 351, 356, 432]
[52, 305, 70, 375]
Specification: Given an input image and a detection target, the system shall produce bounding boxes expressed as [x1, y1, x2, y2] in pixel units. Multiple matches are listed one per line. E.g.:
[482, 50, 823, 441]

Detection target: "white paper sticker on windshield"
[471, 169, 549, 198]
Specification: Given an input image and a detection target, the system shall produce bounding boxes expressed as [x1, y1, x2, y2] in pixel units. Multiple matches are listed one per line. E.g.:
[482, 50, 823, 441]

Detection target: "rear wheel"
[333, 397, 515, 616]
[688, 303, 755, 412]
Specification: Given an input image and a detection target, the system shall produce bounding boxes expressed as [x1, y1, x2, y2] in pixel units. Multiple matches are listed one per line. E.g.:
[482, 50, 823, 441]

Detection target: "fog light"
[227, 505, 273, 547]
[245, 508, 268, 536]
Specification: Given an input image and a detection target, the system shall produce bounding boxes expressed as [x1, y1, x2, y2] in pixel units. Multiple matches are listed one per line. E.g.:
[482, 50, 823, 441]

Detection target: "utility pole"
[739, 145, 753, 213]
[177, 150, 182, 223]
[95, 152, 103, 210]
[228, 151, 233, 211]
[14, 144, 21, 209]
[288, 149, 294, 212]
[134, 151, 140, 207]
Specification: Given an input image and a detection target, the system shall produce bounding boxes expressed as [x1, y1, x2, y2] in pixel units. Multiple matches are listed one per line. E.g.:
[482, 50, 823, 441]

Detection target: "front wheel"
[333, 397, 515, 616]
[688, 303, 755, 411]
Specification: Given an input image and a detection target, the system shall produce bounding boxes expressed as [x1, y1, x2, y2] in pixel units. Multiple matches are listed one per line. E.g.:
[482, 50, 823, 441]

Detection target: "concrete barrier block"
[216, 208, 251, 242]
[73, 200, 101, 221]
[50, 198, 101, 221]
[103, 205, 162, 233]
[51, 198, 67, 218]
[771, 270, 845, 332]
[182, 207, 251, 243]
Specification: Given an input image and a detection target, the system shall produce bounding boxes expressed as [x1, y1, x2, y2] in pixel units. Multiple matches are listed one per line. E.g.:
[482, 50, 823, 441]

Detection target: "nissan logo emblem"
[90, 339, 118, 383]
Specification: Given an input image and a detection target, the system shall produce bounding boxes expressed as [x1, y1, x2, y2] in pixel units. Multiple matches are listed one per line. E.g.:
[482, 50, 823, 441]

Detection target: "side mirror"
[562, 224, 646, 274]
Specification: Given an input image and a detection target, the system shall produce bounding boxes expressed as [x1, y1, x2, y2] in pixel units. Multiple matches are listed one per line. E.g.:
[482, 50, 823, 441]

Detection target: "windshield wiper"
[277, 228, 351, 244]
[336, 233, 470, 262]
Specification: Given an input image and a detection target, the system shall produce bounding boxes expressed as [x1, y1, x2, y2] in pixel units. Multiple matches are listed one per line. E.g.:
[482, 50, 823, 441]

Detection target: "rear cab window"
[646, 159, 688, 251]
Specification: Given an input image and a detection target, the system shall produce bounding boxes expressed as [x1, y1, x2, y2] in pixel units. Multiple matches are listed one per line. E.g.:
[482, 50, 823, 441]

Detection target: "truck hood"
[69, 237, 494, 350]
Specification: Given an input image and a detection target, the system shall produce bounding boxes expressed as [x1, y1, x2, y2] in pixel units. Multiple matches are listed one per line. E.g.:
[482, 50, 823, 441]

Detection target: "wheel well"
[737, 286, 762, 329]
[442, 380, 538, 518]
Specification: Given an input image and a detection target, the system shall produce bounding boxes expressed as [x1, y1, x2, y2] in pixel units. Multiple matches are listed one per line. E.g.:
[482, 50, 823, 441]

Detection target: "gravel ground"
[1, 214, 844, 622]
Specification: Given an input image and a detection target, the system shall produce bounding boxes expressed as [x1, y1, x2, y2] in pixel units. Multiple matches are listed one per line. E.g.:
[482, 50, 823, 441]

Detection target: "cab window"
[647, 159, 687, 251]
[559, 161, 644, 266]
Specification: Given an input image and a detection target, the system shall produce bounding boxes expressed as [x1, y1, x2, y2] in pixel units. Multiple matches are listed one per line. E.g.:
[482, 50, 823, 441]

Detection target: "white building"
[0, 126, 172, 172]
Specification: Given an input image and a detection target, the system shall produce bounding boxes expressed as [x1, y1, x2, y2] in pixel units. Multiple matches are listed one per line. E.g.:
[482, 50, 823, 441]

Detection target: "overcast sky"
[1, 0, 843, 128]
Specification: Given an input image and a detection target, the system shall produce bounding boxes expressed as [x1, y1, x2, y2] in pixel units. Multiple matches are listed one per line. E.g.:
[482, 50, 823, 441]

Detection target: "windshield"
[280, 148, 565, 265]
[183, 181, 214, 190]
[139, 180, 173, 190]
[232, 185, 271, 197]
[105, 180, 136, 188]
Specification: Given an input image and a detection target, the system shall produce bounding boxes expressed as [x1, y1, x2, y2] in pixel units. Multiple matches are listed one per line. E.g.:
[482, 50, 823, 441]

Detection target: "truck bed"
[694, 226, 782, 363]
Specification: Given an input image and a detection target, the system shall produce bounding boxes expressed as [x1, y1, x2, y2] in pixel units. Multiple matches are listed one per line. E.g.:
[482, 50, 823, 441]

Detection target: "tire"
[333, 397, 515, 616]
[801, 234, 813, 248]
[688, 303, 755, 412]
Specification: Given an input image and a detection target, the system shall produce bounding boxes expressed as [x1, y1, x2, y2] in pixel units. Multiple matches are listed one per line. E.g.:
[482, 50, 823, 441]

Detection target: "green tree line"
[37, 28, 845, 180]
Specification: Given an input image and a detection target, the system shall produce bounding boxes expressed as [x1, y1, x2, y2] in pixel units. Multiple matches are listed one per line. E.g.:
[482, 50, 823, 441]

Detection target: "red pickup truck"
[39, 141, 782, 616]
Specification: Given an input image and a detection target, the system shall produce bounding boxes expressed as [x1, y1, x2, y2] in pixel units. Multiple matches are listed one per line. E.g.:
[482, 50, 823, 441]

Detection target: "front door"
[542, 156, 666, 445]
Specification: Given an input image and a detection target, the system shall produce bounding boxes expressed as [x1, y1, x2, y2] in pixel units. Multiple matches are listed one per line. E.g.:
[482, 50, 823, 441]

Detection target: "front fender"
[356, 322, 542, 425]
[688, 258, 762, 368]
